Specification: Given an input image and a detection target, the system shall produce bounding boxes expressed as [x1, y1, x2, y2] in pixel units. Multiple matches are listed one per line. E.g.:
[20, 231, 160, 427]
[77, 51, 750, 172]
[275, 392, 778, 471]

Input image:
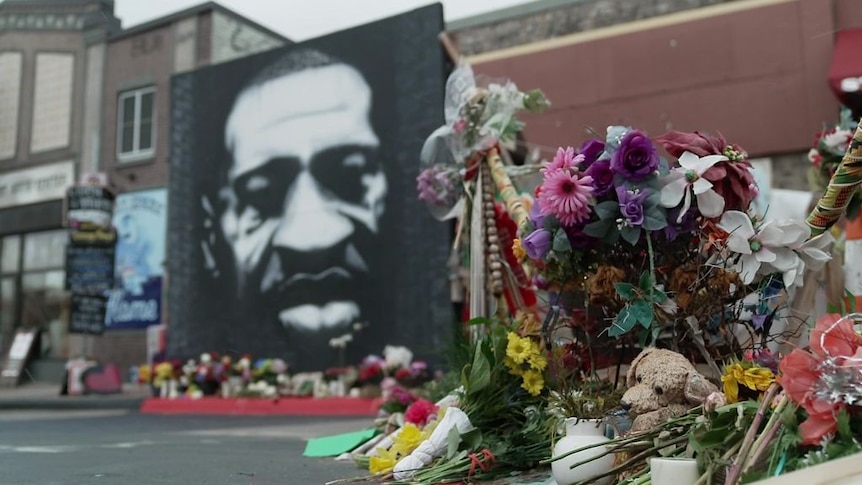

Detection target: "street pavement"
[0, 409, 371, 485]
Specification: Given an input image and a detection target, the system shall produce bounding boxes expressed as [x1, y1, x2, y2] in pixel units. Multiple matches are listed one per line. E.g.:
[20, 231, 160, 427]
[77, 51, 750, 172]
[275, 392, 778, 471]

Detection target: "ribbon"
[467, 448, 497, 476]
[806, 118, 862, 237]
[486, 147, 530, 231]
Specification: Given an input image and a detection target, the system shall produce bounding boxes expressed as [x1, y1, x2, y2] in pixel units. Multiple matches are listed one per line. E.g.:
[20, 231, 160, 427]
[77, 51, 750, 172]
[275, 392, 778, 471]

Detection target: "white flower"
[383, 345, 413, 370]
[822, 129, 852, 150]
[660, 151, 727, 222]
[717, 211, 803, 287]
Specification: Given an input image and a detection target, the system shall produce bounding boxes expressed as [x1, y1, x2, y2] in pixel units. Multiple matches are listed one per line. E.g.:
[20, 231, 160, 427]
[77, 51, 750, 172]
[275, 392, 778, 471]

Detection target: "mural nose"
[272, 171, 352, 251]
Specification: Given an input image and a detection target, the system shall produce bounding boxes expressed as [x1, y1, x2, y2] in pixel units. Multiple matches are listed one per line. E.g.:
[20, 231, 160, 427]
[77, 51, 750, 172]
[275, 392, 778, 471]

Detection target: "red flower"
[404, 398, 438, 425]
[778, 314, 862, 445]
[655, 130, 758, 213]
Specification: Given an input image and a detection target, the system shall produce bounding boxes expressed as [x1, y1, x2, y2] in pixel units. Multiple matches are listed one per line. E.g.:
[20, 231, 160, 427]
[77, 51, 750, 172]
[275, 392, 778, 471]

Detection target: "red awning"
[828, 28, 862, 104]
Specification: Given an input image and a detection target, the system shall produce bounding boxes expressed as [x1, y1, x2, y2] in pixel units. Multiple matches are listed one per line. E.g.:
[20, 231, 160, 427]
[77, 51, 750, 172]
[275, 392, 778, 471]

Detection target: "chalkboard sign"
[69, 295, 107, 335]
[66, 186, 114, 227]
[65, 245, 115, 294]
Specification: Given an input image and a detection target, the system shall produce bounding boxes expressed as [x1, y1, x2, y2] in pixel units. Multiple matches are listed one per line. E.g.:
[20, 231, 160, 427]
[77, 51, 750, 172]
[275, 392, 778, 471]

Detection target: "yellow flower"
[506, 332, 533, 365]
[521, 369, 544, 396]
[504, 355, 523, 376]
[369, 447, 397, 475]
[528, 348, 547, 371]
[512, 239, 526, 260]
[741, 367, 774, 392]
[391, 423, 423, 455]
[721, 362, 775, 403]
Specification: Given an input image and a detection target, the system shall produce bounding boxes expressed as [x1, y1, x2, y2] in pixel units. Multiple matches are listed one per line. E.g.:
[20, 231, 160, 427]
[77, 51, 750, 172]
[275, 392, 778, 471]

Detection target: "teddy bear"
[620, 348, 726, 434]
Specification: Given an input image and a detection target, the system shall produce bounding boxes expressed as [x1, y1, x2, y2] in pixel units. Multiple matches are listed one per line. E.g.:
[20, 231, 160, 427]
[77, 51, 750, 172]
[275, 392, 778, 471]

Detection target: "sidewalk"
[0, 381, 150, 411]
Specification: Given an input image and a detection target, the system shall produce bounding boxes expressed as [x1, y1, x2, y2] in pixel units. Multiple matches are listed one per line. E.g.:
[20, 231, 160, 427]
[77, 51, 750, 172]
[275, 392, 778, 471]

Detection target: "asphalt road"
[0, 410, 372, 485]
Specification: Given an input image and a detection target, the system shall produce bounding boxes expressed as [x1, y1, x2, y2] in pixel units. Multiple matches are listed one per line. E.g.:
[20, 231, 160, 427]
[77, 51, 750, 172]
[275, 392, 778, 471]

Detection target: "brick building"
[0, 0, 286, 380]
[450, 0, 862, 191]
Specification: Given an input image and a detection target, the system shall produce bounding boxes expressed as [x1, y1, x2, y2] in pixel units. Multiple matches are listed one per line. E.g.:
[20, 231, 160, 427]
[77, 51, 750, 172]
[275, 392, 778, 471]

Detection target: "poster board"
[0, 330, 37, 386]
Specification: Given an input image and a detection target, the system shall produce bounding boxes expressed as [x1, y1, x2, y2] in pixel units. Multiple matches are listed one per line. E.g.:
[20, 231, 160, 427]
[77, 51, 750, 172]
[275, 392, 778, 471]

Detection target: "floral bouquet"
[357, 355, 386, 386]
[515, 126, 833, 368]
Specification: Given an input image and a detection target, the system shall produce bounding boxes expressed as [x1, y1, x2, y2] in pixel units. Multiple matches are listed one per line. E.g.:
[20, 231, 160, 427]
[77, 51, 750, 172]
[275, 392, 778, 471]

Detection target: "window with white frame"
[117, 87, 155, 161]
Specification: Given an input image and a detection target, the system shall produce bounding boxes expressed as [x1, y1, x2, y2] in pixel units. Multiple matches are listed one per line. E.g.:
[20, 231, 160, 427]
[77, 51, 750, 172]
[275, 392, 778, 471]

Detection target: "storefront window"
[1, 235, 20, 274]
[23, 230, 66, 271]
[21, 270, 68, 359]
[0, 276, 16, 352]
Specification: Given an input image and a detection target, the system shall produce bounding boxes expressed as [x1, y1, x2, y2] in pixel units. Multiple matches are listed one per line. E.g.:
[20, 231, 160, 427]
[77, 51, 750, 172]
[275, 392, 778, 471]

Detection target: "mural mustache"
[244, 228, 375, 331]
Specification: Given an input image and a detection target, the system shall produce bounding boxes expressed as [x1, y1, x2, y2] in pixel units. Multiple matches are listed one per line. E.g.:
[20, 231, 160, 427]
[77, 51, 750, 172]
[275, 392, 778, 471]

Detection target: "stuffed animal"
[620, 348, 725, 434]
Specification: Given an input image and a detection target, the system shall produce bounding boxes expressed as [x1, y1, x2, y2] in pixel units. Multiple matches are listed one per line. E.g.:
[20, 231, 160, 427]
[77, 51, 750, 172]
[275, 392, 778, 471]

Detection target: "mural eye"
[233, 159, 298, 220]
[654, 386, 664, 395]
[311, 145, 380, 204]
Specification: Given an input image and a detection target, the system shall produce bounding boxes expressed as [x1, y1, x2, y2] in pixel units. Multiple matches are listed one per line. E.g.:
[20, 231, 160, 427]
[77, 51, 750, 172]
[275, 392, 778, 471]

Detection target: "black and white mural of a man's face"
[217, 55, 387, 332]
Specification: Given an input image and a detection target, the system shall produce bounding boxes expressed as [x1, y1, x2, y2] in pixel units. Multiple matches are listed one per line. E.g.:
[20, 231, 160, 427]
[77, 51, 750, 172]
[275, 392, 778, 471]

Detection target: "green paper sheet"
[302, 428, 379, 458]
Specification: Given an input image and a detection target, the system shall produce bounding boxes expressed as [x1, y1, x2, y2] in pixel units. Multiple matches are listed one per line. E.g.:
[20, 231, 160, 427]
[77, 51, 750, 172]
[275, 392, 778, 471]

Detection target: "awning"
[828, 28, 862, 116]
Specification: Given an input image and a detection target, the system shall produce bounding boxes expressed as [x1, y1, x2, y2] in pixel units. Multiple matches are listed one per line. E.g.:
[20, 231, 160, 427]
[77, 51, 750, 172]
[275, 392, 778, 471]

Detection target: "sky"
[114, 0, 534, 41]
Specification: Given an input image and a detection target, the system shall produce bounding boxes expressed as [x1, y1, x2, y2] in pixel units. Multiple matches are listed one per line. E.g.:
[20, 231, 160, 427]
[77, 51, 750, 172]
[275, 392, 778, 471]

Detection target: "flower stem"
[645, 232, 657, 346]
[724, 382, 780, 485]
[742, 395, 788, 476]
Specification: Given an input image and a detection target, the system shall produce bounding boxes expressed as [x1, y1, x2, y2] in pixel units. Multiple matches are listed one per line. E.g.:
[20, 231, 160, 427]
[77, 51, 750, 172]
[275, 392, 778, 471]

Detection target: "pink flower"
[404, 398, 438, 425]
[541, 147, 584, 176]
[538, 169, 594, 227]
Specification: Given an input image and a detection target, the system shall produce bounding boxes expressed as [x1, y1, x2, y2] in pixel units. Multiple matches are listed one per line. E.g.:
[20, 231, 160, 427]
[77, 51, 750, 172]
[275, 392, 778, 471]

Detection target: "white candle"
[650, 457, 700, 485]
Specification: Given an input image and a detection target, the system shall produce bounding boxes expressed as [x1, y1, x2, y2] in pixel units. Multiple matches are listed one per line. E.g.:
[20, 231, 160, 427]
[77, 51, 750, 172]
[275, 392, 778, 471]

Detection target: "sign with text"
[69, 295, 107, 335]
[66, 186, 115, 228]
[0, 161, 74, 209]
[105, 189, 167, 329]
[65, 244, 116, 294]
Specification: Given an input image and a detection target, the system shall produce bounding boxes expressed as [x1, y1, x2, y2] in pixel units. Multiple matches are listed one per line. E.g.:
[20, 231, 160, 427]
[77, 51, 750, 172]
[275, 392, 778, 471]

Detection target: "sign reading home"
[168, 5, 452, 370]
[105, 189, 167, 330]
[0, 161, 74, 209]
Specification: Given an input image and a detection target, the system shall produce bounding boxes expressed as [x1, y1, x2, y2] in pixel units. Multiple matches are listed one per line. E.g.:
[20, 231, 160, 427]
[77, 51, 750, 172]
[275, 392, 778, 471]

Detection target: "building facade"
[0, 0, 286, 378]
[451, 0, 862, 190]
[0, 0, 119, 372]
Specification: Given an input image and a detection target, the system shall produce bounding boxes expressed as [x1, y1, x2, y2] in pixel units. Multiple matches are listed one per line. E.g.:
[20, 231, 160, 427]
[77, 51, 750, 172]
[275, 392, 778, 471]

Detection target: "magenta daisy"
[538, 169, 594, 226]
[541, 147, 584, 176]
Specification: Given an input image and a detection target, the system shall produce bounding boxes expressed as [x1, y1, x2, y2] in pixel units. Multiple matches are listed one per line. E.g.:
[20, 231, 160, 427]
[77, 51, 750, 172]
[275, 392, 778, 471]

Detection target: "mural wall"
[168, 5, 453, 370]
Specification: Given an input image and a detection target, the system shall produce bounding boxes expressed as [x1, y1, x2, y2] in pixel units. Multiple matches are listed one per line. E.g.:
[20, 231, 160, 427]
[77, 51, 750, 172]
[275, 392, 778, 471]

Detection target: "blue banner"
[105, 189, 167, 329]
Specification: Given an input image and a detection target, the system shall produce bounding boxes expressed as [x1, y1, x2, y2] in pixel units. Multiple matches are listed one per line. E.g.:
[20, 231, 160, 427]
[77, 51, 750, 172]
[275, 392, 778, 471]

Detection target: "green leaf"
[845, 289, 858, 313]
[620, 226, 640, 245]
[826, 302, 841, 314]
[460, 428, 483, 450]
[446, 427, 461, 460]
[836, 407, 852, 439]
[651, 288, 668, 303]
[594, 200, 619, 220]
[466, 317, 493, 327]
[552, 229, 571, 253]
[614, 282, 638, 300]
[630, 299, 654, 328]
[642, 215, 667, 231]
[609, 307, 638, 337]
[639, 271, 655, 290]
[467, 342, 491, 395]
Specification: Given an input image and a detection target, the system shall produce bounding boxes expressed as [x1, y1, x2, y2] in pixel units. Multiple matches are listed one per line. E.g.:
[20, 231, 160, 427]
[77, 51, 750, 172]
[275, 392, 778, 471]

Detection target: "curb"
[0, 397, 146, 411]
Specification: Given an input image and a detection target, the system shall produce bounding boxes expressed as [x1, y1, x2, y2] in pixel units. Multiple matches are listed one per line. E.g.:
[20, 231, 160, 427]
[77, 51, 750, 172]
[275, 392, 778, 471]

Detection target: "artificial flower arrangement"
[515, 126, 833, 372]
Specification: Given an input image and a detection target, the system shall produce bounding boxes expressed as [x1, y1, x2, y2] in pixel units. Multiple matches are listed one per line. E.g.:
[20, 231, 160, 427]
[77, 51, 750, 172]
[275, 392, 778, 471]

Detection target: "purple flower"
[578, 139, 606, 169]
[662, 207, 698, 241]
[529, 200, 546, 229]
[522, 229, 552, 260]
[533, 275, 549, 290]
[564, 224, 595, 249]
[585, 159, 614, 197]
[617, 186, 649, 226]
[611, 130, 659, 182]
